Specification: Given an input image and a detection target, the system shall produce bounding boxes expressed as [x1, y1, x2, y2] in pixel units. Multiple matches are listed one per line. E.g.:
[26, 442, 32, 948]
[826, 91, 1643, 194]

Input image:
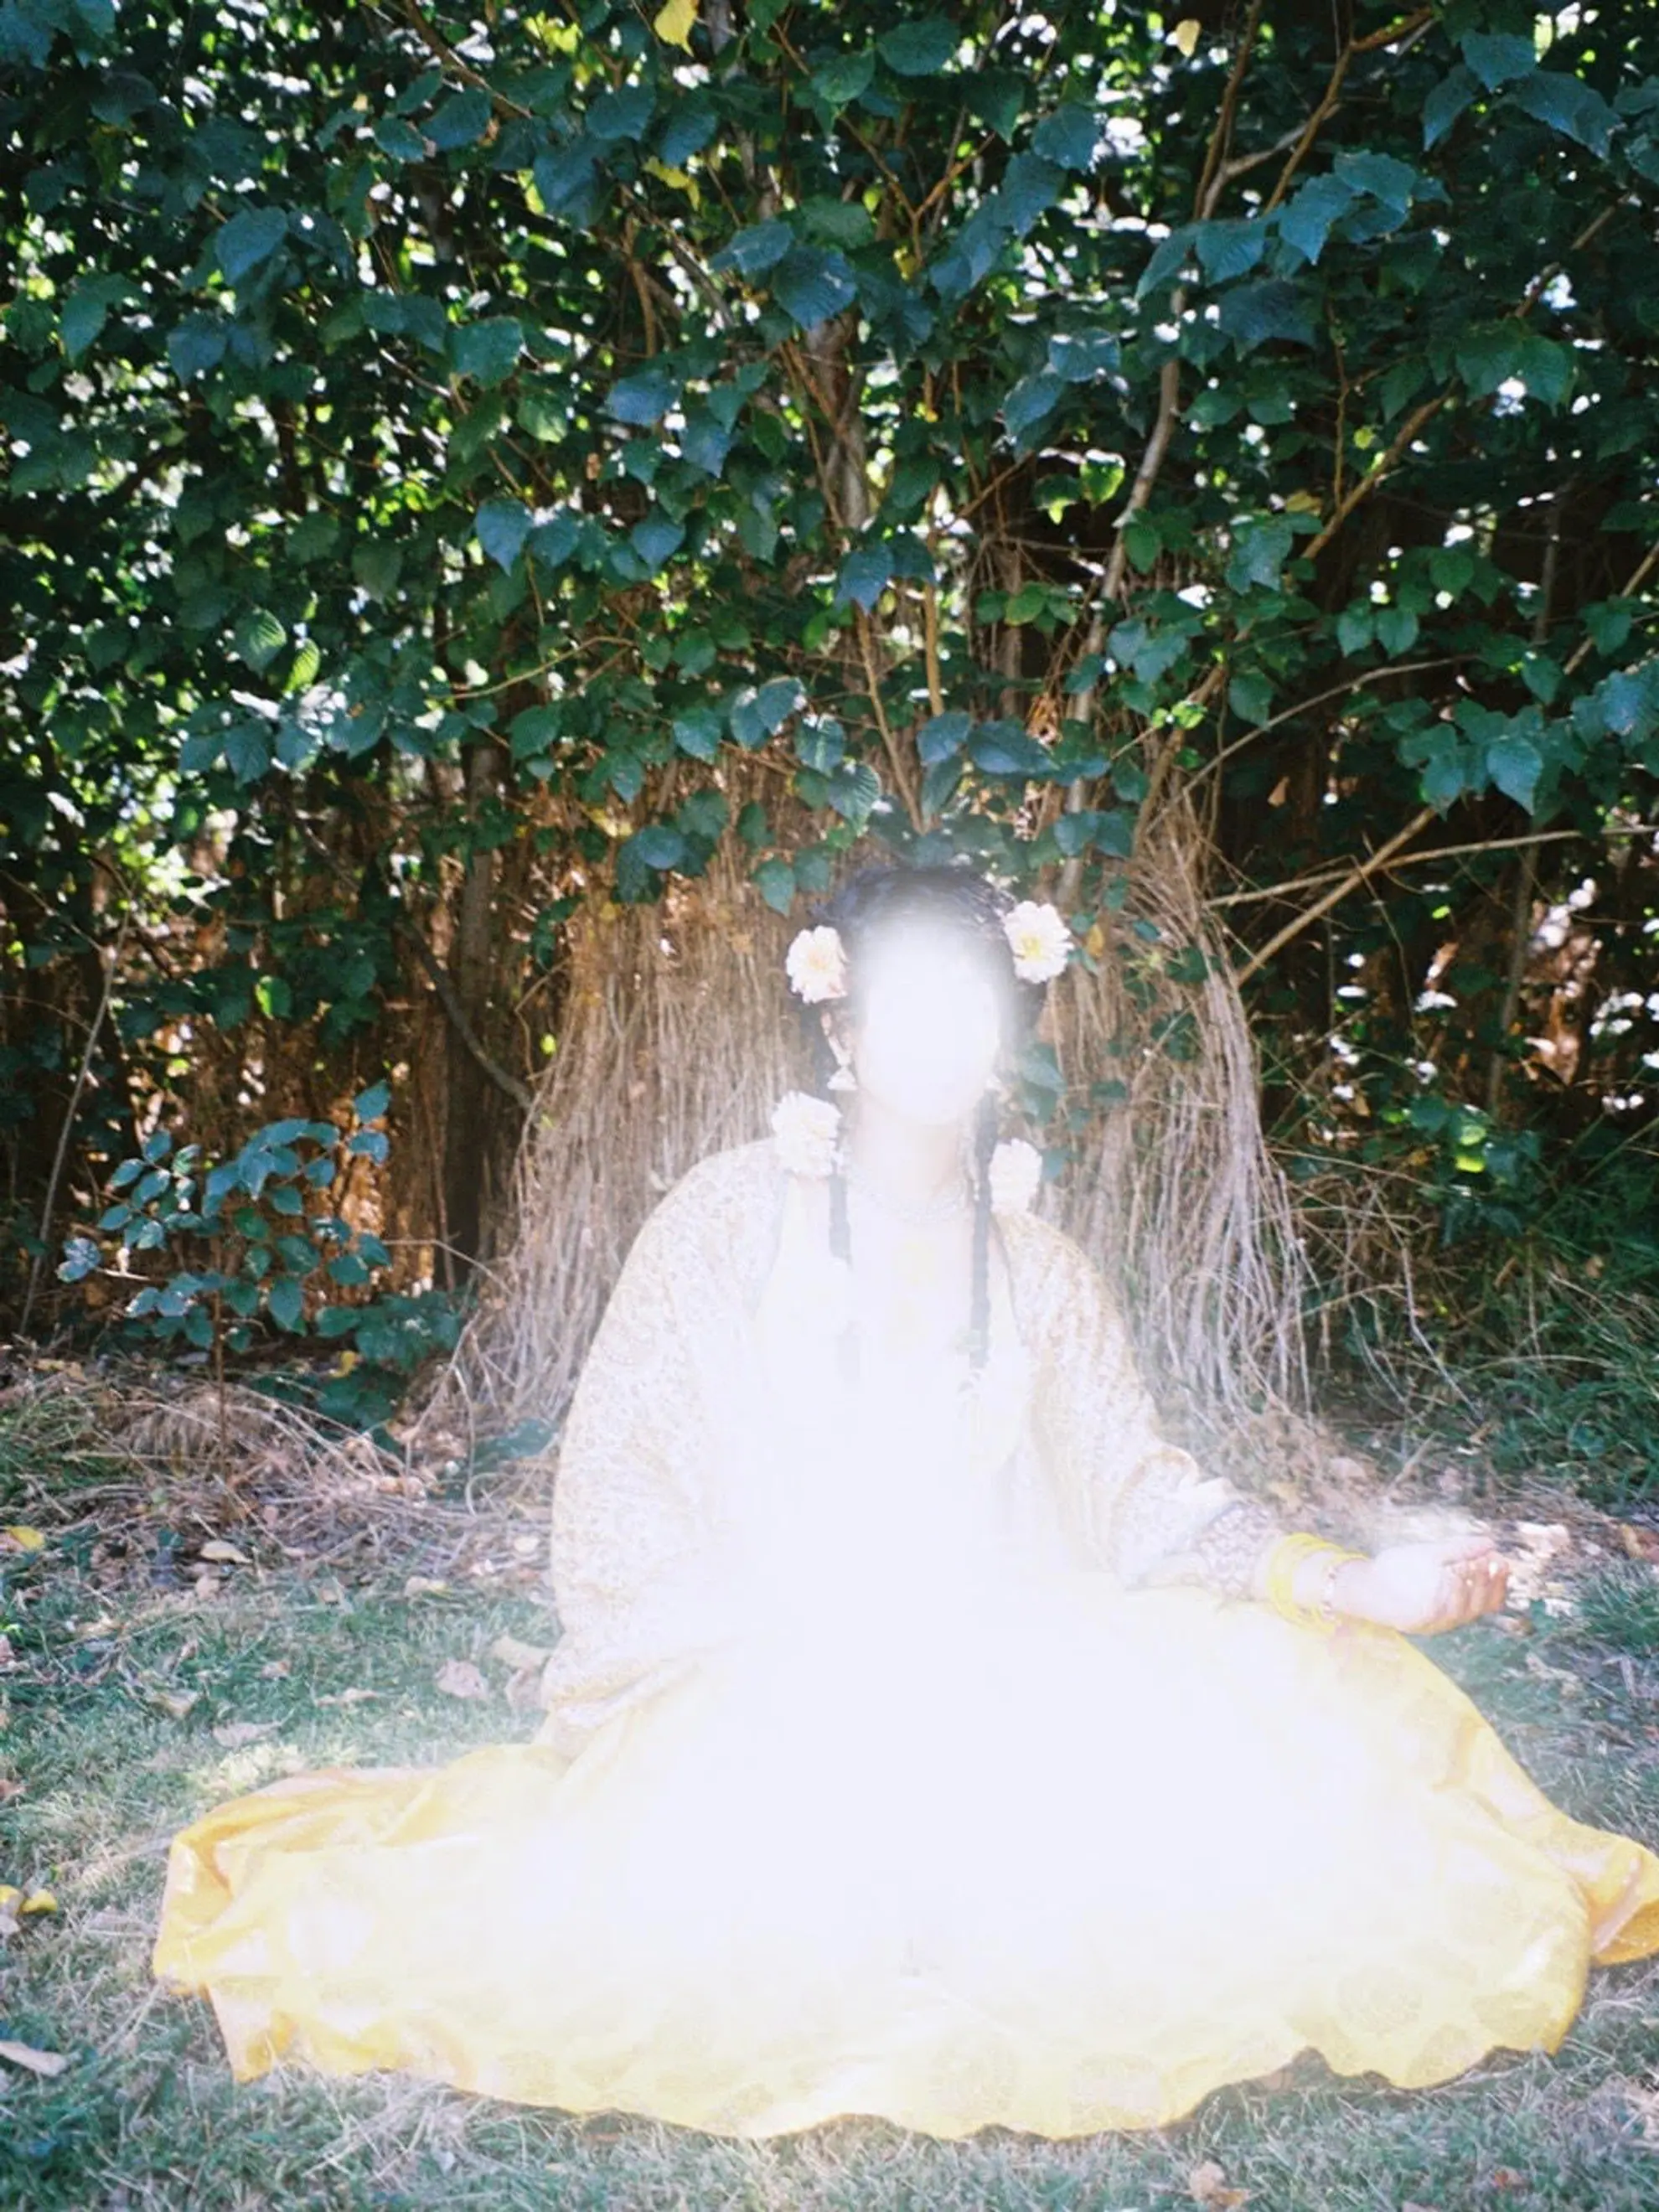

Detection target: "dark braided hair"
[794, 861, 1049, 1377]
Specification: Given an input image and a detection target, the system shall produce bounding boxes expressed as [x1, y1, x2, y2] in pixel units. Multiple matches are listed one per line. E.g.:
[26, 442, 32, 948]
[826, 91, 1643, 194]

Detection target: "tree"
[5, 0, 1659, 1415]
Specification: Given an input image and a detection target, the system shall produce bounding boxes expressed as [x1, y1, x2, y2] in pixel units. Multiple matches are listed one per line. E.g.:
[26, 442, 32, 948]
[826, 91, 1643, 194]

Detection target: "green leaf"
[917, 711, 969, 765]
[267, 1276, 304, 1332]
[673, 705, 722, 761]
[1515, 332, 1573, 406]
[1276, 174, 1355, 266]
[1486, 734, 1543, 812]
[730, 676, 805, 747]
[709, 220, 794, 277]
[877, 18, 957, 75]
[771, 247, 857, 333]
[1122, 515, 1160, 574]
[167, 313, 229, 380]
[835, 540, 894, 612]
[1224, 514, 1295, 594]
[353, 540, 403, 600]
[476, 497, 532, 571]
[1227, 673, 1274, 726]
[1423, 65, 1480, 149]
[426, 86, 493, 150]
[1455, 325, 1524, 398]
[676, 788, 728, 840]
[450, 318, 524, 386]
[1429, 545, 1476, 598]
[810, 50, 876, 109]
[1584, 600, 1635, 658]
[1520, 654, 1562, 705]
[1331, 150, 1419, 220]
[1375, 604, 1419, 657]
[509, 705, 561, 761]
[969, 725, 1050, 778]
[752, 856, 796, 913]
[625, 824, 687, 872]
[215, 206, 288, 282]
[1194, 219, 1267, 283]
[354, 1079, 390, 1120]
[1506, 71, 1620, 157]
[374, 115, 430, 162]
[1336, 604, 1374, 655]
[587, 80, 655, 142]
[1047, 330, 1119, 383]
[797, 198, 876, 251]
[1217, 279, 1315, 351]
[1031, 104, 1099, 170]
[1460, 33, 1539, 91]
[1001, 370, 1067, 440]
[631, 514, 685, 569]
[61, 277, 124, 359]
[606, 364, 679, 424]
[996, 152, 1064, 235]
[1135, 225, 1195, 302]
[232, 607, 287, 673]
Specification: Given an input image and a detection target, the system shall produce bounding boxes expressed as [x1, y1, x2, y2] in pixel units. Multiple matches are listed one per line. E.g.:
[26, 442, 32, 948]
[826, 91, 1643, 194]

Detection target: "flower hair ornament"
[783, 899, 1073, 1002]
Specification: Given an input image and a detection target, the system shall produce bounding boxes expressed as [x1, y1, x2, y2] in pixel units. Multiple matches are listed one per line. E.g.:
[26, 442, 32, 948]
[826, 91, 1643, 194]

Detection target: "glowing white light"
[853, 922, 1003, 1126]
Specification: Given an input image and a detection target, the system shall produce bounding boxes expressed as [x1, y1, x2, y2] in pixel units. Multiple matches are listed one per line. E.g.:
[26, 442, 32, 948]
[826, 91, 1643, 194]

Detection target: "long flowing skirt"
[150, 1574, 1659, 2139]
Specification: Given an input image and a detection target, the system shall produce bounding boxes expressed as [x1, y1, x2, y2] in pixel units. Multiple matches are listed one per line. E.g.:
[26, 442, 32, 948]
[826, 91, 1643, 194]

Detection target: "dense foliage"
[5, 0, 1659, 1407]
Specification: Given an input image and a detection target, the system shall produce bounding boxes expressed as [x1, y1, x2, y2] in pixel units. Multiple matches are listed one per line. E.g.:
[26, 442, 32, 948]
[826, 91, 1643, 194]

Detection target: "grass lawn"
[2, 1399, 1656, 2211]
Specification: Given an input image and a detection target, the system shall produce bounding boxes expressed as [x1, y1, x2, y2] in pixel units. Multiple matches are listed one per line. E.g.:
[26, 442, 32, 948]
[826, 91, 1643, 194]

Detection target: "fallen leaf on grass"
[19, 1889, 55, 1915]
[0, 1780, 23, 1805]
[259, 1658, 292, 1680]
[212, 1721, 277, 1749]
[199, 1539, 250, 1566]
[146, 1688, 199, 1721]
[1486, 2171, 1529, 2192]
[0, 1526, 44, 1553]
[435, 1658, 489, 1702]
[0, 2039, 70, 2077]
[1188, 2162, 1252, 2208]
[316, 1687, 379, 1707]
[0, 1636, 13, 1669]
[1618, 1523, 1659, 1563]
[403, 1576, 449, 1598]
[488, 1634, 552, 1672]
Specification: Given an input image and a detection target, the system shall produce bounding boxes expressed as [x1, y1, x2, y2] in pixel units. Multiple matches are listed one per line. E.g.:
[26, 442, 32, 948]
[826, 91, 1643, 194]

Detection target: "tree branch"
[1233, 805, 1439, 984]
[395, 917, 536, 1114]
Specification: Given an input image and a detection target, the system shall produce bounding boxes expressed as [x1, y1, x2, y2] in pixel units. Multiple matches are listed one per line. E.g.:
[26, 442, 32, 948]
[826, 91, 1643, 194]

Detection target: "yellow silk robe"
[152, 1137, 1659, 2138]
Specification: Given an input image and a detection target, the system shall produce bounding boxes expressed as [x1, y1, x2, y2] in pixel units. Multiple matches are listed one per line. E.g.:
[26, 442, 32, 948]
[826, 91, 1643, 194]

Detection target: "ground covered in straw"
[2, 1367, 1657, 2212]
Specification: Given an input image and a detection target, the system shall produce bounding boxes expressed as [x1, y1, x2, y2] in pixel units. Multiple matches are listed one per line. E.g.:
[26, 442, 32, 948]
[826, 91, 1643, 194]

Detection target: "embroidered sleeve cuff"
[1191, 1497, 1284, 1600]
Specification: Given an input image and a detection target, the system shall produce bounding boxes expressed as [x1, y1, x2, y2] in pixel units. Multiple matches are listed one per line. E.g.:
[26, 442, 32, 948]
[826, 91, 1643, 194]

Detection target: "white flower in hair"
[1003, 900, 1072, 983]
[770, 1089, 841, 1178]
[988, 1137, 1043, 1215]
[785, 923, 848, 1003]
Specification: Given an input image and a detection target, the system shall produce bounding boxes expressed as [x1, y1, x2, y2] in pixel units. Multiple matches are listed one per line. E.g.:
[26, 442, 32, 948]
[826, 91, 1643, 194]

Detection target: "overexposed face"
[846, 921, 1004, 1126]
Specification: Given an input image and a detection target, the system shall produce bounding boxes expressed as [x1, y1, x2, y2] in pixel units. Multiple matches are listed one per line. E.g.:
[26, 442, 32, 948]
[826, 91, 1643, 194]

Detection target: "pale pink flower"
[770, 1090, 841, 1178]
[784, 924, 848, 1003]
[1002, 900, 1072, 984]
[988, 1138, 1043, 1214]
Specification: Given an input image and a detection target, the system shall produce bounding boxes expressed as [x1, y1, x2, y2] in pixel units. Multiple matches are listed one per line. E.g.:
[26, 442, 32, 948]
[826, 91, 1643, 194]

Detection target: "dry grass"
[432, 796, 1315, 1481]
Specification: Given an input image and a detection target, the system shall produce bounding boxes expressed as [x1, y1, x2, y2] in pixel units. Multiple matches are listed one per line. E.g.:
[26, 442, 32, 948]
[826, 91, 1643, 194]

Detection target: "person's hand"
[1330, 1536, 1510, 1635]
